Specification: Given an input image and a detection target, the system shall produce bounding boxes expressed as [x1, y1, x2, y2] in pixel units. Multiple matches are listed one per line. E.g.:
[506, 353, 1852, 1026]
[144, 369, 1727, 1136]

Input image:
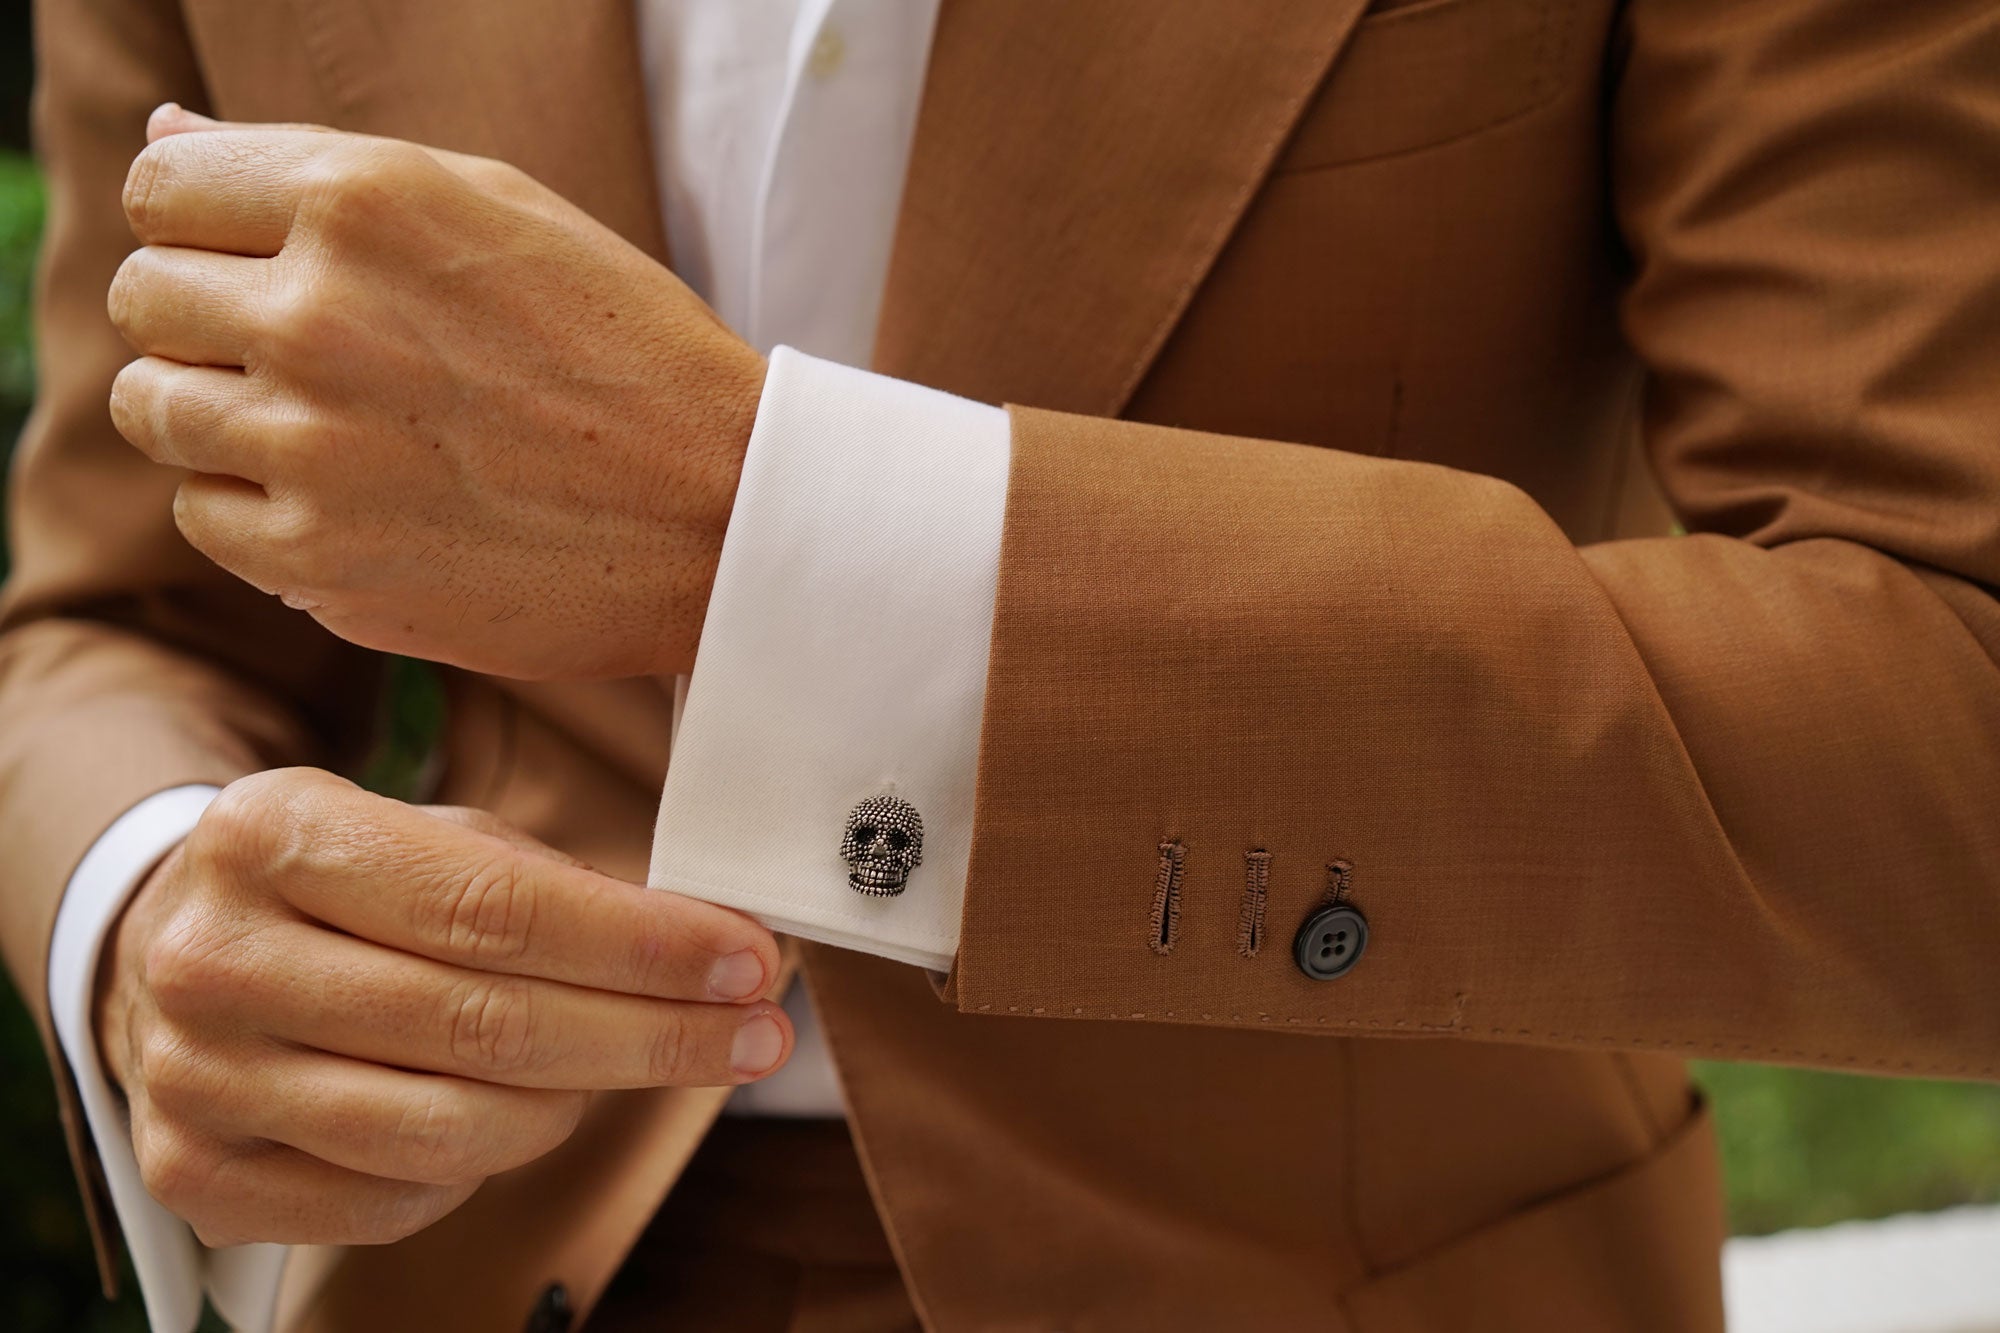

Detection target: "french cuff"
[49, 784, 288, 1333]
[651, 347, 1010, 972]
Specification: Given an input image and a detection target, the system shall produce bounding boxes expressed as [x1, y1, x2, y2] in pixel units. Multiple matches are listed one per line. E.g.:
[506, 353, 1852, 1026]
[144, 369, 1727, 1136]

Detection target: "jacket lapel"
[282, 0, 669, 261]
[283, 0, 1369, 416]
[873, 0, 1372, 416]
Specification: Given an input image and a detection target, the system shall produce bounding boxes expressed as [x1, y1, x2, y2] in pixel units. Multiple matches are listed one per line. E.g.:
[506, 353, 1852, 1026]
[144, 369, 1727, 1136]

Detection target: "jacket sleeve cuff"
[48, 784, 288, 1333]
[650, 347, 1010, 972]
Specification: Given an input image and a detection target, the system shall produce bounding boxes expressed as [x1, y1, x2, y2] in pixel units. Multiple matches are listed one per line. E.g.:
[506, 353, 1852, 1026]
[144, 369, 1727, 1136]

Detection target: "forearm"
[644, 344, 1999, 1079]
[638, 348, 1998, 1083]
[945, 407, 2000, 1077]
[648, 0, 2000, 1081]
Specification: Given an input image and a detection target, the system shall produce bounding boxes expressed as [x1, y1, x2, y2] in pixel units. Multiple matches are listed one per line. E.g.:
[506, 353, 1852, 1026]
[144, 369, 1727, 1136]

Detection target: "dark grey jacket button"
[525, 1282, 572, 1333]
[1293, 905, 1367, 980]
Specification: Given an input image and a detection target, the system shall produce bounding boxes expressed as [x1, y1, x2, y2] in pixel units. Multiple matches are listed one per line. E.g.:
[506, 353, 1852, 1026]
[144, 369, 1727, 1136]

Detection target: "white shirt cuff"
[651, 346, 1010, 972]
[48, 784, 288, 1333]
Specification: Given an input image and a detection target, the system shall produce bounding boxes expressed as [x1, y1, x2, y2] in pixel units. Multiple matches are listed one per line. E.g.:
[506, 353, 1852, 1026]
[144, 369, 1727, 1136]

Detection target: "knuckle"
[301, 141, 429, 239]
[262, 281, 338, 359]
[196, 778, 281, 873]
[367, 139, 440, 184]
[393, 1090, 477, 1183]
[135, 1119, 218, 1214]
[429, 855, 537, 964]
[203, 772, 283, 838]
[259, 408, 320, 458]
[448, 977, 540, 1077]
[645, 1009, 694, 1085]
[108, 359, 156, 447]
[297, 156, 364, 233]
[132, 1027, 205, 1106]
[140, 372, 185, 457]
[257, 495, 331, 581]
[105, 250, 147, 336]
[141, 913, 240, 1018]
[122, 144, 169, 236]
[204, 769, 351, 879]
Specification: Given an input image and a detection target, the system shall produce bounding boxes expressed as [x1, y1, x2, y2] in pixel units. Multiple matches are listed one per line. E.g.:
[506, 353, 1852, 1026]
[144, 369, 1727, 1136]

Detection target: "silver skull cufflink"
[841, 794, 923, 897]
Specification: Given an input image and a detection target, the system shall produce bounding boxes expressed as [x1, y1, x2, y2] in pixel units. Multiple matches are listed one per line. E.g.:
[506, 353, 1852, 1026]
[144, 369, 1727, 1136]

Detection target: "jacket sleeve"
[1, 0, 381, 1289]
[947, 0, 2000, 1082]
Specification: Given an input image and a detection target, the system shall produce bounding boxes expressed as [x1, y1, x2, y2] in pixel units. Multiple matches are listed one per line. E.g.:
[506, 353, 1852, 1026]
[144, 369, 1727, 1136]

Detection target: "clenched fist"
[107, 104, 766, 681]
[94, 769, 790, 1247]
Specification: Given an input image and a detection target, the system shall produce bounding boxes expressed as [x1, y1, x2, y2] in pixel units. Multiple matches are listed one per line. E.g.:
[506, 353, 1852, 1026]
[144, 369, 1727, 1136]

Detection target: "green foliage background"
[0, 36, 1995, 1333]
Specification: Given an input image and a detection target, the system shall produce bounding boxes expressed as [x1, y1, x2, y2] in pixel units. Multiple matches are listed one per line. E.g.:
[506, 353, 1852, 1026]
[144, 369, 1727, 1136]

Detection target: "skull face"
[841, 794, 924, 897]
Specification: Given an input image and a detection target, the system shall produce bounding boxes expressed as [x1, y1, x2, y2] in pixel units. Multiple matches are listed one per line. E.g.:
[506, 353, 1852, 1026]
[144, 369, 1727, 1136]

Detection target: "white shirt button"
[808, 26, 847, 79]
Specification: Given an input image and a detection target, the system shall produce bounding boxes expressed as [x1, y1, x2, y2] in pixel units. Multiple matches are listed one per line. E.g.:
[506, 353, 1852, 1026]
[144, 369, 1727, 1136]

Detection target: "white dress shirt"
[48, 2, 1006, 1328]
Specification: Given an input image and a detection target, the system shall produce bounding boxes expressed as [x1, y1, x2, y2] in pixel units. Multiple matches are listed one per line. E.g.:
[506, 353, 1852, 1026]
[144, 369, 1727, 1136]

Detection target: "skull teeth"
[842, 794, 924, 898]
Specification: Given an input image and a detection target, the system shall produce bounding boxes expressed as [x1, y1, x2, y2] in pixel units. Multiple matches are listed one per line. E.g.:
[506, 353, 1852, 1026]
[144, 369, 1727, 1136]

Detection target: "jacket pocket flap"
[1342, 1098, 1727, 1332]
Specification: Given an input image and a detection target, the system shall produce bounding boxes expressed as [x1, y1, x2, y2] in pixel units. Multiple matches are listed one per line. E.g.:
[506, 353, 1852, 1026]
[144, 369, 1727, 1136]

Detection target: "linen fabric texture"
[5, 0, 1999, 1328]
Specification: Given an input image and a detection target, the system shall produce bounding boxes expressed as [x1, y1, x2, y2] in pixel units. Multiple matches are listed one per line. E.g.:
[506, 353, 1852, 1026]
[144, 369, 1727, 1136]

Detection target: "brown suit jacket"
[7, 0, 1999, 1327]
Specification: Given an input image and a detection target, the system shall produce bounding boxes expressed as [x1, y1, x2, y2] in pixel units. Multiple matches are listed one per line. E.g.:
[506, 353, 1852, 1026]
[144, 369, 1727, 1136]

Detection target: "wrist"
[647, 344, 767, 678]
[691, 345, 767, 541]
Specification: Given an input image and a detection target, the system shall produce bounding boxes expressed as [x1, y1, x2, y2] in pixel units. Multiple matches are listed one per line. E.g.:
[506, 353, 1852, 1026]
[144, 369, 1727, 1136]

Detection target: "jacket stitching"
[965, 1001, 1996, 1079]
[1237, 849, 1272, 958]
[1323, 858, 1355, 907]
[1149, 839, 1187, 956]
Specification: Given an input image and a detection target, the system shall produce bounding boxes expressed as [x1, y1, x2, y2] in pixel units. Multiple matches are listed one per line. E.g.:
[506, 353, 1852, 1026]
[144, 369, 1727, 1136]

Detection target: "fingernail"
[730, 1014, 784, 1076]
[707, 950, 765, 1000]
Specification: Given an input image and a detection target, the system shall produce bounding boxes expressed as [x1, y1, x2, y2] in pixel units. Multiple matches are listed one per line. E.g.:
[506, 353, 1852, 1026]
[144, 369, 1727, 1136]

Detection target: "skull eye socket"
[852, 824, 878, 847]
[886, 828, 910, 852]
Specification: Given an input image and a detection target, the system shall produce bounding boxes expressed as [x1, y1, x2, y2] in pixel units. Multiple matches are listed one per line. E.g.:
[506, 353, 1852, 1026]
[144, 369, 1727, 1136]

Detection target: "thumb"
[146, 101, 341, 144]
[146, 102, 220, 143]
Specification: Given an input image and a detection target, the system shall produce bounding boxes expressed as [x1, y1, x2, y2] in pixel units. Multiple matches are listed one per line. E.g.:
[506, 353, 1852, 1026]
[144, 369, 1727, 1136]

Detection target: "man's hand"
[106, 105, 767, 681]
[94, 768, 790, 1247]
